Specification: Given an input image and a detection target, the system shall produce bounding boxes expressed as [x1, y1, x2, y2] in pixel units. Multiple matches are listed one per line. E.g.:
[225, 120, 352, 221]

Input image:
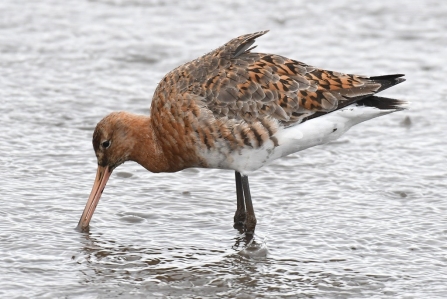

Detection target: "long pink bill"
[76, 165, 112, 232]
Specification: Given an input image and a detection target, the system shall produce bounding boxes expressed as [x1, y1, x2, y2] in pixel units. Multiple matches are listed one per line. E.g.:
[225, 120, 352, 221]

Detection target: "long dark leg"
[241, 174, 257, 234]
[233, 171, 246, 229]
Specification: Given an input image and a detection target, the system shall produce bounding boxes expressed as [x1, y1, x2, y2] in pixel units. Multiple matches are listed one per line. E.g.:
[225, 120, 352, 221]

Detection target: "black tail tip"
[370, 74, 405, 81]
[369, 74, 406, 93]
[359, 96, 408, 110]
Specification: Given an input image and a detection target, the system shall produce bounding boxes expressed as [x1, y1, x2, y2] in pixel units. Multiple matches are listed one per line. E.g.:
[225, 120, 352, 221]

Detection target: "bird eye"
[102, 140, 111, 149]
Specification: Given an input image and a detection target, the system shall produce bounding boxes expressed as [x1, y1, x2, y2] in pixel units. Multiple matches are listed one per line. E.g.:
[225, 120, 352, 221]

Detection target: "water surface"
[1, 0, 447, 298]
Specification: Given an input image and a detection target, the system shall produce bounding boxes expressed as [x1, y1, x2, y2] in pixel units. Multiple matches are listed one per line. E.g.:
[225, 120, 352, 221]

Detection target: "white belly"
[201, 104, 397, 175]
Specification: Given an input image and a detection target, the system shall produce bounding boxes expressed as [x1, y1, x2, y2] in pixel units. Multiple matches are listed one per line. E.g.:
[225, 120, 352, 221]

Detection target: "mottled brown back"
[149, 31, 404, 168]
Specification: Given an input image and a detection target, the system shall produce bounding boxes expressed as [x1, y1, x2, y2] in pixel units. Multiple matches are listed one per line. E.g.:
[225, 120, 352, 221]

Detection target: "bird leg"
[233, 171, 257, 234]
[241, 174, 257, 234]
[233, 171, 246, 230]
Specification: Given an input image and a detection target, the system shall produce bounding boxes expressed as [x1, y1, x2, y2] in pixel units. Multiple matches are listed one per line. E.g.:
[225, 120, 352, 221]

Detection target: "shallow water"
[1, 0, 447, 298]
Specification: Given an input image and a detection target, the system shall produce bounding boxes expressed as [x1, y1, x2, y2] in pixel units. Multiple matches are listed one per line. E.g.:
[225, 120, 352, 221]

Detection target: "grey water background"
[1, 0, 446, 298]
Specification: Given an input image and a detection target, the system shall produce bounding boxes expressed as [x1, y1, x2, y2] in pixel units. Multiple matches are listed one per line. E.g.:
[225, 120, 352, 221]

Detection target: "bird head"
[77, 112, 135, 232]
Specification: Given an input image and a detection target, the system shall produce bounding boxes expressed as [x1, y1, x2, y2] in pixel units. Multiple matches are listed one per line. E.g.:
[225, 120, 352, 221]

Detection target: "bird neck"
[127, 114, 171, 173]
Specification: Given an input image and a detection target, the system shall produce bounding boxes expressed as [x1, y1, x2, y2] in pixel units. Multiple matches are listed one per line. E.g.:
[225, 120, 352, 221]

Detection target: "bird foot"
[233, 209, 246, 230]
[244, 214, 257, 235]
[234, 212, 257, 235]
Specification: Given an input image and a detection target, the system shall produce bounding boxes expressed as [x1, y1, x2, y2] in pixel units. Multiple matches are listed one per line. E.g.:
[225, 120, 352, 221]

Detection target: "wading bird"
[77, 31, 405, 235]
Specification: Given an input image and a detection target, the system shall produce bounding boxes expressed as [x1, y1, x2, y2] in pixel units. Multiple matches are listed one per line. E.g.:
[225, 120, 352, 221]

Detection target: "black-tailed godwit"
[77, 31, 406, 234]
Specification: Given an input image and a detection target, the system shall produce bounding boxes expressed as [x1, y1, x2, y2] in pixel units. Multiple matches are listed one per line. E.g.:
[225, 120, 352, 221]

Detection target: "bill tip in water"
[75, 222, 90, 233]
